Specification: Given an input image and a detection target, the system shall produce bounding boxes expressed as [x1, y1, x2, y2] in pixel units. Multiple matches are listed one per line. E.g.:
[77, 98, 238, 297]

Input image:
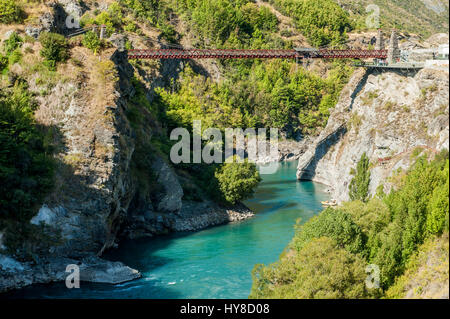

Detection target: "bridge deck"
[354, 62, 424, 69]
[127, 49, 387, 60]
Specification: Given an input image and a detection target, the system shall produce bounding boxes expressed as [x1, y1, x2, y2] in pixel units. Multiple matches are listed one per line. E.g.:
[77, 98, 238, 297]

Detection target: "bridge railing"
[127, 48, 388, 60]
[127, 49, 299, 59]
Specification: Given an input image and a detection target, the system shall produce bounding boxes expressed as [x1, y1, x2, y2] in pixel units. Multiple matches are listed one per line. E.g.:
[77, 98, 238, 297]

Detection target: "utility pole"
[100, 25, 106, 40]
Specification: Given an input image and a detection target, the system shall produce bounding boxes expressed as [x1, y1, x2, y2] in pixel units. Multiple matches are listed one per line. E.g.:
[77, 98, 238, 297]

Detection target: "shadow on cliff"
[298, 124, 347, 181]
[349, 69, 371, 111]
[35, 120, 130, 258]
[138, 55, 213, 104]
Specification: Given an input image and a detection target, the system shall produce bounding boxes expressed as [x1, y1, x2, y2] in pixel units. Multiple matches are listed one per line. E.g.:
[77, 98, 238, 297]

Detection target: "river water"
[5, 160, 329, 298]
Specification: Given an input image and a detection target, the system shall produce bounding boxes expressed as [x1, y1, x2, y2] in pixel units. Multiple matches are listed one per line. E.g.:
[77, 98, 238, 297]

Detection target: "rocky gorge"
[0, 0, 448, 297]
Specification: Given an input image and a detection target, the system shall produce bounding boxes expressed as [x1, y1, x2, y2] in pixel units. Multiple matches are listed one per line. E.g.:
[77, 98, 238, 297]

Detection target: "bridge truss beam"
[127, 49, 387, 60]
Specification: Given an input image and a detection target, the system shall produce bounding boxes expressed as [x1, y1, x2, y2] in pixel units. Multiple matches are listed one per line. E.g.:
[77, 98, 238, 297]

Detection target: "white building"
[438, 44, 449, 59]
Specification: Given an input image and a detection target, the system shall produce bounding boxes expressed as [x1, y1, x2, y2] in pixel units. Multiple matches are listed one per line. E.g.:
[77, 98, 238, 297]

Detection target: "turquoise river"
[4, 160, 329, 299]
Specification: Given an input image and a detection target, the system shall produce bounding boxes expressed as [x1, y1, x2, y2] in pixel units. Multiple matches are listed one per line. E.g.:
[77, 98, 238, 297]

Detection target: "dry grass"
[0, 1, 49, 37]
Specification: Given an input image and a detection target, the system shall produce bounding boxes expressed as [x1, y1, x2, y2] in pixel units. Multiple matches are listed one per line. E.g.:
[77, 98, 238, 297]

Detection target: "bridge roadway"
[127, 48, 388, 60]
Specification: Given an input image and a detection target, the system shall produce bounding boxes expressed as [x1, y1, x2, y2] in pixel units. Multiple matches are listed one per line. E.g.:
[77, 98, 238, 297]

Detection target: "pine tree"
[349, 152, 371, 202]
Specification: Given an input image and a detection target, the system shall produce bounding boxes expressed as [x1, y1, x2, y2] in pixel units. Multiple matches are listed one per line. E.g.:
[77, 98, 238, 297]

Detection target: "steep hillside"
[386, 232, 449, 299]
[253, 153, 449, 298]
[337, 0, 449, 38]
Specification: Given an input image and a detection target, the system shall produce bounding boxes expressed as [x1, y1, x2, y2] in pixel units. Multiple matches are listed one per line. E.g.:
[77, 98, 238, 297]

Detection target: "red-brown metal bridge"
[127, 48, 388, 60]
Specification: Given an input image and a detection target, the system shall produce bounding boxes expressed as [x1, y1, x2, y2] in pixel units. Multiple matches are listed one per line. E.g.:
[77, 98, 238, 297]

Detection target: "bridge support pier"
[387, 30, 400, 64]
[375, 30, 384, 50]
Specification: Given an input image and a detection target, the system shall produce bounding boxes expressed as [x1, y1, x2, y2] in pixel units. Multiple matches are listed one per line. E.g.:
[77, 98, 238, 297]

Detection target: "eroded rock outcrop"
[0, 254, 140, 293]
[297, 66, 449, 202]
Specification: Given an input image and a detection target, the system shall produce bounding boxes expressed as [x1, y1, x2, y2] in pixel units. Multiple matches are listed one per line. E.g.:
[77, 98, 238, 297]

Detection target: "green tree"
[0, 84, 54, 221]
[82, 31, 102, 54]
[38, 32, 69, 69]
[426, 161, 449, 235]
[367, 151, 449, 289]
[292, 208, 366, 255]
[3, 32, 23, 55]
[349, 152, 371, 202]
[215, 159, 261, 204]
[250, 237, 373, 299]
[0, 0, 25, 24]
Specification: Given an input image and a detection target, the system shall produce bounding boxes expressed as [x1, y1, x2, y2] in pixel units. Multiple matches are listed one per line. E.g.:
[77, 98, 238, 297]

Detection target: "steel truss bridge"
[127, 48, 388, 60]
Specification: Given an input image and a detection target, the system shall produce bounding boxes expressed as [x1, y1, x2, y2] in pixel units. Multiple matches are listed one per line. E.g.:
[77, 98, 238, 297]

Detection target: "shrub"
[0, 0, 25, 24]
[123, 20, 138, 33]
[0, 84, 54, 222]
[82, 31, 102, 54]
[0, 54, 7, 71]
[38, 32, 69, 68]
[426, 178, 449, 235]
[3, 32, 23, 55]
[292, 208, 366, 255]
[349, 152, 371, 202]
[250, 237, 373, 299]
[215, 159, 261, 204]
[341, 198, 390, 234]
[7, 49, 22, 65]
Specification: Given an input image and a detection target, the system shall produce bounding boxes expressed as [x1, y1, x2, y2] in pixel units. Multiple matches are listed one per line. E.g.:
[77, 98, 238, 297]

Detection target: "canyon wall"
[297, 66, 449, 202]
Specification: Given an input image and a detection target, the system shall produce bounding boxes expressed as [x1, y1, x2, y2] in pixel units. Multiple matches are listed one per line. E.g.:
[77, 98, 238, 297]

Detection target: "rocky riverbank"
[0, 254, 141, 293]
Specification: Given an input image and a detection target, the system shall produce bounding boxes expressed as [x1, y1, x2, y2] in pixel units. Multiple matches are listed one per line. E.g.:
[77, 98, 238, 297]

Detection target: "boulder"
[151, 156, 183, 213]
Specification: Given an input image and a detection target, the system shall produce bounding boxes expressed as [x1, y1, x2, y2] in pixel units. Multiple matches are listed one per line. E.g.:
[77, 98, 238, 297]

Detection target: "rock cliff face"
[1, 47, 140, 292]
[1, 46, 253, 292]
[297, 66, 449, 202]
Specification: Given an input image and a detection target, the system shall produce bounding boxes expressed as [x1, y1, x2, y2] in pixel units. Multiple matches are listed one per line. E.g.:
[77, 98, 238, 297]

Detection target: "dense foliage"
[0, 0, 25, 24]
[157, 61, 352, 134]
[215, 159, 261, 204]
[250, 237, 372, 298]
[0, 32, 23, 74]
[267, 0, 353, 47]
[349, 152, 371, 202]
[0, 84, 54, 222]
[82, 31, 103, 54]
[251, 151, 449, 297]
[291, 208, 366, 255]
[385, 232, 449, 298]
